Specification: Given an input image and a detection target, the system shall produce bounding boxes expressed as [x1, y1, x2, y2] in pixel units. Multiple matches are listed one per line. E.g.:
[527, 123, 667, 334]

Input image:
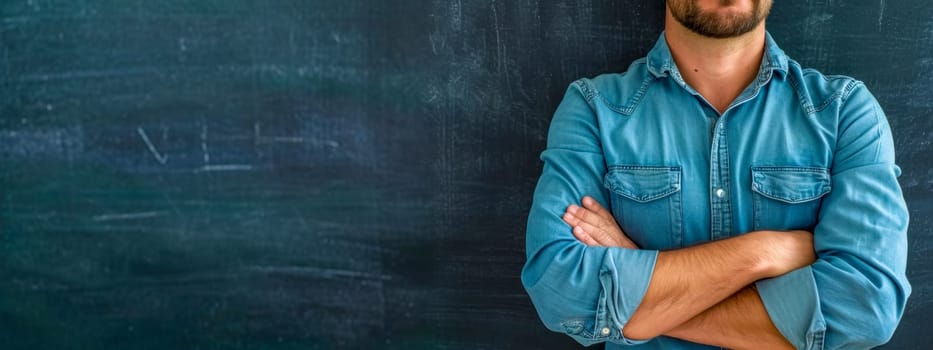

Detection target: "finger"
[569, 203, 606, 230]
[616, 236, 639, 250]
[566, 205, 601, 229]
[572, 205, 615, 233]
[562, 211, 581, 228]
[575, 220, 619, 247]
[582, 196, 614, 221]
[572, 226, 601, 246]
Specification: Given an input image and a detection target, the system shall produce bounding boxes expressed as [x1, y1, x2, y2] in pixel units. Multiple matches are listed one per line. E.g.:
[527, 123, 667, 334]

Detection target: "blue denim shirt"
[522, 32, 910, 349]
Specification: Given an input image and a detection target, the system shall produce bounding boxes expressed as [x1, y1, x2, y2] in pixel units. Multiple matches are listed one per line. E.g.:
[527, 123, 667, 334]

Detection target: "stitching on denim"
[837, 78, 863, 104]
[605, 166, 682, 202]
[719, 118, 734, 237]
[790, 72, 862, 114]
[753, 191, 762, 229]
[608, 165, 680, 171]
[593, 288, 602, 341]
[576, 75, 653, 117]
[590, 86, 630, 116]
[765, 52, 787, 77]
[809, 329, 826, 350]
[787, 73, 816, 115]
[572, 79, 599, 111]
[752, 184, 831, 204]
[811, 75, 860, 113]
[750, 167, 832, 203]
[751, 166, 830, 173]
[618, 75, 654, 115]
[614, 187, 680, 203]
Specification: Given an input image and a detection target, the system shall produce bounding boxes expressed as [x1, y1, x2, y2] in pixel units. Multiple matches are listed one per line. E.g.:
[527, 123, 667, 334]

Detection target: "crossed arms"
[563, 196, 810, 349]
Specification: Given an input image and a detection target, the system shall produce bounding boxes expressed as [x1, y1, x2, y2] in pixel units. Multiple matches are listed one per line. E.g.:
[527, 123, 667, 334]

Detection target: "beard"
[668, 0, 772, 38]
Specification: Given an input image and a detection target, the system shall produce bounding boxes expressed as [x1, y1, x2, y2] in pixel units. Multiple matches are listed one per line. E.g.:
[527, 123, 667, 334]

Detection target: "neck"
[664, 8, 767, 113]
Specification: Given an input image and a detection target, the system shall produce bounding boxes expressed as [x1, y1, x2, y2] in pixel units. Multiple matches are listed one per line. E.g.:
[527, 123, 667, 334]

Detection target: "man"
[522, 1, 910, 349]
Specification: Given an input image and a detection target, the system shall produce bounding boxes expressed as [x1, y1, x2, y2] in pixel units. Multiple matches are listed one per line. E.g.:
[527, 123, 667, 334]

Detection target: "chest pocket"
[751, 166, 831, 231]
[603, 165, 683, 250]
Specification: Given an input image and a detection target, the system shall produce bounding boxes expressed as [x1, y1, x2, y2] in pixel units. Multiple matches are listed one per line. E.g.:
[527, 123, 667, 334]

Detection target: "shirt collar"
[646, 31, 789, 81]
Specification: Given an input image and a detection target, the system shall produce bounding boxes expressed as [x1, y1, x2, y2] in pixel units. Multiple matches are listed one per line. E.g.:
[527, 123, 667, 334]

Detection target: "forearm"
[666, 286, 793, 350]
[622, 230, 812, 340]
[622, 232, 770, 339]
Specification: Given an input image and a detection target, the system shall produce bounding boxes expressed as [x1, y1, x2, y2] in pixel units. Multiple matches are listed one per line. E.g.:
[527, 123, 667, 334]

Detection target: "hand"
[562, 196, 638, 249]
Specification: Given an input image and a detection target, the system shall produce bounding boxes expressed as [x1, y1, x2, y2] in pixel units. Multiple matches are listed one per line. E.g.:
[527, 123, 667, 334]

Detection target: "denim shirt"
[522, 32, 910, 349]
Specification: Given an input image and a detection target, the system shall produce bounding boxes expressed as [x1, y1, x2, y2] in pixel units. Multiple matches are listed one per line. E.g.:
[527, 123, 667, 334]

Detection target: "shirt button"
[601, 327, 611, 336]
[715, 188, 726, 198]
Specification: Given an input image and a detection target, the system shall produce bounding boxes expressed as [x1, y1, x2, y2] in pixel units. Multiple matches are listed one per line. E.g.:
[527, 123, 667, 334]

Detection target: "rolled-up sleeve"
[521, 80, 659, 346]
[756, 83, 911, 349]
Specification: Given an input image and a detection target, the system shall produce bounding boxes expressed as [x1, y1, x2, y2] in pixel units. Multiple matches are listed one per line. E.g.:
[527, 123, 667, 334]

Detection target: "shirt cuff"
[599, 248, 658, 345]
[756, 266, 826, 350]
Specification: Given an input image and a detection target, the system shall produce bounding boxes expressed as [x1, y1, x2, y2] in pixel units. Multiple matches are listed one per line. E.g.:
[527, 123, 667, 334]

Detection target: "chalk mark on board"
[878, 0, 886, 31]
[93, 211, 166, 222]
[196, 164, 254, 172]
[137, 127, 168, 164]
[253, 122, 339, 147]
[492, 0, 504, 76]
[247, 265, 391, 281]
[15, 67, 159, 83]
[201, 123, 210, 164]
[454, 0, 462, 30]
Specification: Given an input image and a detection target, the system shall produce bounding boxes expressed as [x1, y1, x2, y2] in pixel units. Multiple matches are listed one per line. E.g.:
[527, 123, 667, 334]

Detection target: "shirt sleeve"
[521, 80, 659, 346]
[755, 82, 911, 349]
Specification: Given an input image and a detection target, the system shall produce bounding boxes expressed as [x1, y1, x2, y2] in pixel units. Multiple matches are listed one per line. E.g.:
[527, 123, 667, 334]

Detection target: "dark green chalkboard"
[1, 1, 930, 349]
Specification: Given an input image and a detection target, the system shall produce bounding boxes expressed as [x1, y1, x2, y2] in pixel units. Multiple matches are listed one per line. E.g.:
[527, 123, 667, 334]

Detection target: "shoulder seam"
[838, 79, 865, 105]
[813, 79, 861, 113]
[574, 73, 655, 116]
[790, 70, 863, 114]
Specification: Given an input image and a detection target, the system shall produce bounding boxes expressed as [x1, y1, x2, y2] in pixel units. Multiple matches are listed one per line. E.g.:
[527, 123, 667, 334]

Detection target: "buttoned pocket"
[751, 166, 831, 231]
[603, 165, 683, 250]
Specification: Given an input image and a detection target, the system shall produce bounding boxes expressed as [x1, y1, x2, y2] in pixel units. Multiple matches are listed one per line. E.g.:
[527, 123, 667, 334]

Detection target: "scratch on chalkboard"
[878, 0, 886, 31]
[452, 0, 463, 31]
[200, 123, 210, 164]
[196, 164, 254, 172]
[14, 67, 158, 83]
[429, 32, 445, 55]
[247, 265, 391, 281]
[136, 127, 168, 164]
[253, 122, 340, 147]
[492, 0, 504, 75]
[263, 136, 306, 143]
[92, 211, 167, 222]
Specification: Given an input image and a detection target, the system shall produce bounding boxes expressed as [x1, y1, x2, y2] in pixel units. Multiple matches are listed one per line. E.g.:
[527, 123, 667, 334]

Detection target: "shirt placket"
[709, 115, 733, 241]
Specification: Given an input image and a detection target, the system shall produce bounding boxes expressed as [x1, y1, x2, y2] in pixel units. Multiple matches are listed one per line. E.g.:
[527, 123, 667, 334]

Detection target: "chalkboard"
[1, 1, 930, 349]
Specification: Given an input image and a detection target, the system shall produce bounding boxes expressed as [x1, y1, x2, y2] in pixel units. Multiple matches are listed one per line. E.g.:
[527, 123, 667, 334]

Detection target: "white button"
[715, 188, 726, 198]
[601, 327, 611, 336]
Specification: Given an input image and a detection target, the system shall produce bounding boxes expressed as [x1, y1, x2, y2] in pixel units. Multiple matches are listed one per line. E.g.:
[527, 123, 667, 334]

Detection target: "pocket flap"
[603, 166, 681, 203]
[751, 166, 831, 204]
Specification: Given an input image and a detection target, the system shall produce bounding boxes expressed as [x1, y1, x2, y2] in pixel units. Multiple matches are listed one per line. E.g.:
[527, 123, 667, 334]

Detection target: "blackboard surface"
[1, 1, 930, 349]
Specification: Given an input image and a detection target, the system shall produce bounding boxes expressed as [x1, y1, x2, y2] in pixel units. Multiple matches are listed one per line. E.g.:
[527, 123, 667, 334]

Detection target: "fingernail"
[582, 197, 592, 205]
[567, 205, 579, 214]
[573, 226, 583, 234]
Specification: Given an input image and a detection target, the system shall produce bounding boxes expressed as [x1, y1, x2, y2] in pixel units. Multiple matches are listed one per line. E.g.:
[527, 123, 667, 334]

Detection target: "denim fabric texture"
[522, 32, 910, 349]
